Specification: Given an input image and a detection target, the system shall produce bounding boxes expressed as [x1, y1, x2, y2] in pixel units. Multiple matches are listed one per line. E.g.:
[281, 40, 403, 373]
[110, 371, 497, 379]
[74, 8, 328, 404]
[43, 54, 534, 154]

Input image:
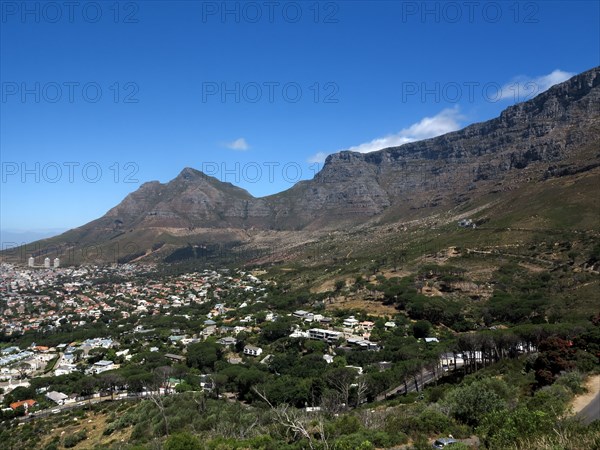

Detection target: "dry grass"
[39, 409, 133, 449]
[325, 296, 398, 317]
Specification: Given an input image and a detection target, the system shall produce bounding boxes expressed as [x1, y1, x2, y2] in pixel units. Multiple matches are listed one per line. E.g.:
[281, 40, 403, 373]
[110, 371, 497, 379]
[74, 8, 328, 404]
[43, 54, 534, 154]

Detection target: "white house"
[46, 391, 70, 405]
[293, 310, 310, 319]
[243, 345, 263, 357]
[54, 364, 76, 376]
[343, 316, 359, 328]
[290, 328, 309, 338]
[90, 360, 115, 374]
[346, 337, 379, 351]
[308, 328, 342, 344]
[217, 337, 237, 346]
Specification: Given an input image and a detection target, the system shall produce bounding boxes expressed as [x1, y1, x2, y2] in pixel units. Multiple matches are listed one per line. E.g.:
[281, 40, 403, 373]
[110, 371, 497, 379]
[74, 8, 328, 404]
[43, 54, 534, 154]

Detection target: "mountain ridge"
[3, 66, 599, 264]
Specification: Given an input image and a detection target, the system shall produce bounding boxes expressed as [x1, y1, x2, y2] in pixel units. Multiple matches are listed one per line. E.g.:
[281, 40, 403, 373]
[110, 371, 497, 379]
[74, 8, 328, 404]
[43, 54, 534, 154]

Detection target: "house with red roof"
[9, 399, 37, 411]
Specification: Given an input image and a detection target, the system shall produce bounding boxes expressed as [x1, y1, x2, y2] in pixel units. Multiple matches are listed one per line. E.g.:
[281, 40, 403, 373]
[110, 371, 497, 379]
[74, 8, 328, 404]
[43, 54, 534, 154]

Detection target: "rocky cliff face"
[8, 67, 599, 262]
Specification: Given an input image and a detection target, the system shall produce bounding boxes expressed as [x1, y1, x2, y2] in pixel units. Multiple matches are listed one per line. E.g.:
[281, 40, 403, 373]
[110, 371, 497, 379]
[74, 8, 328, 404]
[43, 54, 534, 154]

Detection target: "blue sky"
[1, 0, 599, 238]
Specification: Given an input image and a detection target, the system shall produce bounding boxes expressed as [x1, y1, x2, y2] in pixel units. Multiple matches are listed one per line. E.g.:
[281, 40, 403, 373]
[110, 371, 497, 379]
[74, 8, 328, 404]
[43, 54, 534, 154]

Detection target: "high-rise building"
[53, 258, 60, 268]
[28, 257, 35, 267]
[44, 257, 51, 268]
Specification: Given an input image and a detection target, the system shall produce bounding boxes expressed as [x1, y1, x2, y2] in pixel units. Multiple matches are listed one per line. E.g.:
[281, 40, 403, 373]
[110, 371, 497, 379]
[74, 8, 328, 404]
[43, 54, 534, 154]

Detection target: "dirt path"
[571, 374, 600, 413]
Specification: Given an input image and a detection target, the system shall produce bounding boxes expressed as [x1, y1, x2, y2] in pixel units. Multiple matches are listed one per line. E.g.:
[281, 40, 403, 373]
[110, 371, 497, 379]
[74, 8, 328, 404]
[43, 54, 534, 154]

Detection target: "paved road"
[577, 391, 600, 425]
[376, 361, 465, 401]
[376, 370, 439, 401]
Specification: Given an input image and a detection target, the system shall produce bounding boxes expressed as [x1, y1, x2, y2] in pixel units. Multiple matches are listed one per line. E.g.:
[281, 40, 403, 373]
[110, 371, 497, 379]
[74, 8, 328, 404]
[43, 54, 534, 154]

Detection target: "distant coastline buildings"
[27, 256, 59, 269]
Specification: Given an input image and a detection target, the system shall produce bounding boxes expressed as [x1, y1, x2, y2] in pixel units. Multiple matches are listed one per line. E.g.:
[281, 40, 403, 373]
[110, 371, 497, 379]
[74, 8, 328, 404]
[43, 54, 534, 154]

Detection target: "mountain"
[3, 67, 599, 265]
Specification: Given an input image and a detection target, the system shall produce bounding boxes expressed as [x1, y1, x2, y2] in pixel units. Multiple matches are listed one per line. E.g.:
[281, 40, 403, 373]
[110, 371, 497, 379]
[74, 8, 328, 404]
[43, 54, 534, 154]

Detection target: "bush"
[366, 430, 407, 447]
[426, 385, 447, 403]
[477, 406, 555, 448]
[555, 371, 586, 395]
[444, 378, 509, 427]
[63, 430, 87, 448]
[412, 320, 432, 339]
[44, 442, 59, 450]
[333, 434, 374, 450]
[164, 432, 202, 450]
[333, 415, 362, 436]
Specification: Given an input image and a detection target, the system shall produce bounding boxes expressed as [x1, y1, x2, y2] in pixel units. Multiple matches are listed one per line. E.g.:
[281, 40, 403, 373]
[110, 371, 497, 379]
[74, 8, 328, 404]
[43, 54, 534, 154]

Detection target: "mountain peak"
[176, 167, 204, 181]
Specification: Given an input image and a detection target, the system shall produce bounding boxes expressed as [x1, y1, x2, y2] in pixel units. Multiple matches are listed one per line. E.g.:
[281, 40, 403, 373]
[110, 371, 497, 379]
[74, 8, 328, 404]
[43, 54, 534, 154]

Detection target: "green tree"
[477, 407, 555, 448]
[3, 385, 36, 406]
[261, 317, 293, 343]
[163, 432, 202, 450]
[186, 342, 221, 371]
[445, 378, 509, 427]
[412, 320, 432, 339]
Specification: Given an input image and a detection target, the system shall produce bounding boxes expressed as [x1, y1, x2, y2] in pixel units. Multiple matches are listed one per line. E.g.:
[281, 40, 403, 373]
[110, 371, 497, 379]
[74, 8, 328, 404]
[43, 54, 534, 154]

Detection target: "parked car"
[432, 437, 458, 448]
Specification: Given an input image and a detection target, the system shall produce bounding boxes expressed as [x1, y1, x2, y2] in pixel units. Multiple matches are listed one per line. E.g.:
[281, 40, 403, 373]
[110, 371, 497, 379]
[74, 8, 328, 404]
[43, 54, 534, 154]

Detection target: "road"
[573, 374, 600, 425]
[376, 361, 465, 402]
[577, 391, 600, 425]
[376, 369, 439, 401]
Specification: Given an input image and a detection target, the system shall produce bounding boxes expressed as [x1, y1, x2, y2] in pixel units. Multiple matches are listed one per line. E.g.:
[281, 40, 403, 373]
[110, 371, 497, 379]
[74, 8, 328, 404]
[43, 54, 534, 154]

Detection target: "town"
[0, 260, 500, 416]
[0, 256, 597, 450]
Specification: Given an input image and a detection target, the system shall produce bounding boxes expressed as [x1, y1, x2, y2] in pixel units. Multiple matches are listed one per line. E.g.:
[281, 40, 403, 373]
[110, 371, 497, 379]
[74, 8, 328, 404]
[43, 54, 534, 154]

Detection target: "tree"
[144, 366, 174, 436]
[354, 376, 369, 407]
[16, 362, 31, 379]
[445, 378, 509, 427]
[186, 342, 221, 371]
[326, 367, 356, 409]
[3, 386, 36, 406]
[253, 388, 329, 450]
[534, 336, 575, 387]
[412, 320, 432, 339]
[98, 372, 124, 400]
[163, 432, 202, 450]
[261, 317, 293, 343]
[477, 407, 555, 448]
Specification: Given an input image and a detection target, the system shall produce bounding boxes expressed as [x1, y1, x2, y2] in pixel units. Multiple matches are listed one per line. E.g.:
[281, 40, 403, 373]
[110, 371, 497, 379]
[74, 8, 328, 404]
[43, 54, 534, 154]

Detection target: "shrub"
[63, 430, 87, 448]
[444, 378, 509, 427]
[477, 407, 555, 448]
[366, 430, 407, 447]
[164, 432, 202, 450]
[333, 434, 374, 450]
[555, 371, 586, 395]
[332, 415, 363, 436]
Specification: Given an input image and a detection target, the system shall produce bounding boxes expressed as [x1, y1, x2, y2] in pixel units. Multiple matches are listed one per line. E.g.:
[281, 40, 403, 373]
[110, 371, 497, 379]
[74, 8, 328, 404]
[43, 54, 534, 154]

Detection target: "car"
[51, 408, 60, 414]
[432, 437, 459, 448]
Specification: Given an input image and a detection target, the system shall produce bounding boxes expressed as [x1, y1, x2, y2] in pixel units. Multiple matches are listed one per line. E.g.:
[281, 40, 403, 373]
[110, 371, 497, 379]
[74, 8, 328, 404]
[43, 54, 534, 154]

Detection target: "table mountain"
[4, 66, 599, 264]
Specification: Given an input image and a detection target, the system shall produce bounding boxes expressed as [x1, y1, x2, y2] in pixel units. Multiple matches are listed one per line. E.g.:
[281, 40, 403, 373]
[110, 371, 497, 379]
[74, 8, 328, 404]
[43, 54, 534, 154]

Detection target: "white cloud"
[498, 69, 575, 102]
[307, 107, 464, 162]
[306, 70, 575, 163]
[223, 138, 250, 151]
[349, 107, 464, 154]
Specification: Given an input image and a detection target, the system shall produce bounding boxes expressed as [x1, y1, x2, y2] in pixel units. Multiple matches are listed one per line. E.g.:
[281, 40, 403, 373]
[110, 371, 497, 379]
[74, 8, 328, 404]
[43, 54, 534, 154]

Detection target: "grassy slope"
[267, 167, 599, 320]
